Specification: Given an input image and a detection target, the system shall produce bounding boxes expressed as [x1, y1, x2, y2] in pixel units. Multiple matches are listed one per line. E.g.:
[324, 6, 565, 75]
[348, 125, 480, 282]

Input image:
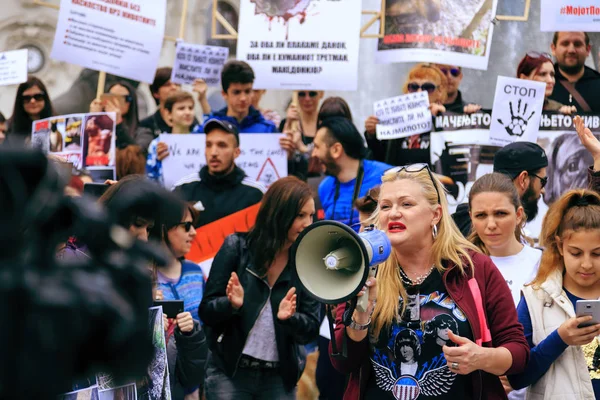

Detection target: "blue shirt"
[509, 288, 600, 396]
[198, 106, 278, 133]
[318, 159, 391, 231]
[157, 260, 206, 323]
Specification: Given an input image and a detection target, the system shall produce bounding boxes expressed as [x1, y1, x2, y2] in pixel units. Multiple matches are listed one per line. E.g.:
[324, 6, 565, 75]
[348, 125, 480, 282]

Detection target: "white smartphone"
[576, 300, 600, 327]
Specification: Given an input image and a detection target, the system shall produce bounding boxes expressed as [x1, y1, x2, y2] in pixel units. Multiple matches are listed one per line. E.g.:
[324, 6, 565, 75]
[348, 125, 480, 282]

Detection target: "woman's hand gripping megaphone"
[355, 277, 377, 322]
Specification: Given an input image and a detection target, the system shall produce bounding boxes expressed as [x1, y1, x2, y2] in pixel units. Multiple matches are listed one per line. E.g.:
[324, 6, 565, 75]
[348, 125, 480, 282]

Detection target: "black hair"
[317, 116, 367, 160]
[150, 67, 174, 105]
[0, 111, 6, 123]
[221, 60, 255, 92]
[107, 81, 140, 138]
[9, 76, 54, 137]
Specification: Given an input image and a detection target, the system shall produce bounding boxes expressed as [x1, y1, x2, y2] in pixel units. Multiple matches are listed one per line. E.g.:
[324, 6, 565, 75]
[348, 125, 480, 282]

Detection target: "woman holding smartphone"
[508, 189, 600, 399]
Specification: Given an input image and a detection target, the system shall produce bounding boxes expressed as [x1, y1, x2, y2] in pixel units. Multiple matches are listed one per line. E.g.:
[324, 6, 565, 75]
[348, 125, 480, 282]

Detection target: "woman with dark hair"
[516, 52, 577, 114]
[392, 329, 421, 376]
[200, 176, 320, 399]
[7, 76, 54, 144]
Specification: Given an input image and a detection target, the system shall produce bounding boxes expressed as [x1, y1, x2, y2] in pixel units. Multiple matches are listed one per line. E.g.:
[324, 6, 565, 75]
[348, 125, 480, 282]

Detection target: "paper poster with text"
[375, 92, 432, 140]
[171, 42, 229, 85]
[50, 0, 166, 83]
[32, 112, 116, 181]
[489, 76, 546, 146]
[0, 49, 28, 87]
[236, 0, 361, 90]
[540, 0, 600, 32]
[160, 133, 288, 190]
[376, 0, 498, 70]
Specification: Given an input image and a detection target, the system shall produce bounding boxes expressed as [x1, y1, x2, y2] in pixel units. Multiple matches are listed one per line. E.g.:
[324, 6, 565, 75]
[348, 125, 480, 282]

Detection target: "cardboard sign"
[376, 0, 498, 70]
[50, 0, 166, 83]
[0, 49, 28, 86]
[172, 42, 229, 85]
[490, 76, 546, 146]
[236, 0, 361, 90]
[375, 92, 432, 140]
[541, 0, 600, 32]
[160, 133, 288, 190]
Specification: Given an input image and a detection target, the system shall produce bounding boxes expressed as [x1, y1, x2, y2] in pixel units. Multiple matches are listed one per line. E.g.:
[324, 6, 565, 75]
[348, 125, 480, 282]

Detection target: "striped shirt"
[157, 259, 206, 323]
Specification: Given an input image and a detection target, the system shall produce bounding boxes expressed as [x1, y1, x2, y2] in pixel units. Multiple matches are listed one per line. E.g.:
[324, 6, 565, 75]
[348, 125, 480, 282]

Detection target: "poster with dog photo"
[376, 0, 498, 69]
[82, 113, 116, 167]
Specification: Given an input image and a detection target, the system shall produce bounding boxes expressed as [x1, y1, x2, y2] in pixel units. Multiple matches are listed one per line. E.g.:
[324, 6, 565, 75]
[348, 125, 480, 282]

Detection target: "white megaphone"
[291, 220, 391, 313]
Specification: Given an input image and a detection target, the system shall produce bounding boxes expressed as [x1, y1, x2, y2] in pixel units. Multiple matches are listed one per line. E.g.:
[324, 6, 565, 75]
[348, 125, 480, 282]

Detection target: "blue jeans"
[205, 358, 296, 400]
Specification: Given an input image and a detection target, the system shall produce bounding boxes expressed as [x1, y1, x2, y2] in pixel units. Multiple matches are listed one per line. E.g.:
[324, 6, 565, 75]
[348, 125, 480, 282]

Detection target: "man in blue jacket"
[313, 116, 391, 231]
[197, 61, 278, 133]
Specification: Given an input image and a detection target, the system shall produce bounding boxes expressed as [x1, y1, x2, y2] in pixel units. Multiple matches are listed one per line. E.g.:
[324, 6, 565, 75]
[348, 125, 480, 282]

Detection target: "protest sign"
[171, 42, 229, 85]
[187, 203, 260, 277]
[490, 76, 546, 146]
[376, 0, 498, 70]
[0, 49, 28, 87]
[57, 386, 100, 400]
[375, 92, 432, 140]
[32, 112, 116, 181]
[160, 133, 288, 190]
[97, 306, 171, 400]
[431, 111, 600, 239]
[540, 0, 600, 32]
[50, 0, 166, 83]
[236, 0, 361, 90]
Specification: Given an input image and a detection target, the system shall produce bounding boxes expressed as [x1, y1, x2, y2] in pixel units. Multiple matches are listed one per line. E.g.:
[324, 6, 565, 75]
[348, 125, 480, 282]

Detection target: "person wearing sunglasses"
[330, 164, 529, 400]
[364, 64, 448, 166]
[434, 64, 482, 114]
[281, 90, 324, 143]
[452, 142, 548, 238]
[516, 52, 577, 114]
[6, 76, 54, 146]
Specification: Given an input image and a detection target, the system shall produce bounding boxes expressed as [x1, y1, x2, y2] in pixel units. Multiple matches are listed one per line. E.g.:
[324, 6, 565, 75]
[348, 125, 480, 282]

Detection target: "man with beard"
[548, 31, 600, 113]
[312, 117, 390, 231]
[173, 119, 265, 228]
[452, 142, 548, 237]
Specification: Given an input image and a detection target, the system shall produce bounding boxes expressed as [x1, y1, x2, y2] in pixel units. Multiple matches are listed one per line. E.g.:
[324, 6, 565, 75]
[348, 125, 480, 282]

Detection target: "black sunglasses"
[175, 221, 194, 232]
[298, 91, 318, 98]
[407, 82, 437, 94]
[439, 67, 461, 77]
[530, 173, 548, 189]
[384, 163, 441, 204]
[23, 93, 45, 103]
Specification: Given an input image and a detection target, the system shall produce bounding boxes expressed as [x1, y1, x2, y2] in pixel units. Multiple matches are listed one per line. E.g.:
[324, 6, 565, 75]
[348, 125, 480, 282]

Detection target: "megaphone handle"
[356, 267, 377, 313]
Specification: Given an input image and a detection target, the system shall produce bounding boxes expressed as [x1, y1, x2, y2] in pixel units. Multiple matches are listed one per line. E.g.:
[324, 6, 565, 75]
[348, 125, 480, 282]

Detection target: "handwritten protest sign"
[171, 42, 229, 85]
[375, 92, 432, 140]
[160, 133, 288, 190]
[376, 0, 498, 70]
[236, 0, 361, 90]
[50, 0, 166, 83]
[490, 76, 546, 146]
[541, 0, 600, 32]
[31, 112, 116, 181]
[0, 49, 28, 87]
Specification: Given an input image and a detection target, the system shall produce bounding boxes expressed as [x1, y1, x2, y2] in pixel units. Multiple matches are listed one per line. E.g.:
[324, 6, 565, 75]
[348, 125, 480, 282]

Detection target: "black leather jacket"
[199, 233, 320, 391]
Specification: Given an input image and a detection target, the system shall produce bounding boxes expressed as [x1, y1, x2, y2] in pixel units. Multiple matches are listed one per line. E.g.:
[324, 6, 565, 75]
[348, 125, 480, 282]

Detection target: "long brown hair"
[532, 189, 600, 287]
[467, 173, 526, 255]
[247, 176, 313, 276]
[9, 76, 54, 136]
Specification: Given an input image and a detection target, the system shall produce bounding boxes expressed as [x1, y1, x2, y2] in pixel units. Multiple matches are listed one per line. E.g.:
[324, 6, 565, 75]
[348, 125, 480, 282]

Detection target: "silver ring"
[451, 362, 459, 370]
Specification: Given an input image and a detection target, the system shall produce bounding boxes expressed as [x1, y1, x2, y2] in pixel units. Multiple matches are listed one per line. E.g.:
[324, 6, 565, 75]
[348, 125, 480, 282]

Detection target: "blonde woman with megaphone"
[330, 164, 530, 400]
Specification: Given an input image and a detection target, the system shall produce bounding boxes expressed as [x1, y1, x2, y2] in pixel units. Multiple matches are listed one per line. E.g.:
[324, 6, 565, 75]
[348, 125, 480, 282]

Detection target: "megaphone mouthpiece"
[323, 247, 360, 271]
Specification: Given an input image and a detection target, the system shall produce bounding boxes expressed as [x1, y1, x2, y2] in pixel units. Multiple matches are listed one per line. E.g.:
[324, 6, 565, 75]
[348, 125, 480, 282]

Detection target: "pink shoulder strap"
[468, 278, 492, 346]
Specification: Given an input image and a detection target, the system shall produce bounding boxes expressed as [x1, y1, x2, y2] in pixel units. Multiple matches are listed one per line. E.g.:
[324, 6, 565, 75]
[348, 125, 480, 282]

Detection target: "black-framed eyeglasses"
[384, 163, 441, 204]
[23, 93, 45, 103]
[407, 82, 437, 94]
[175, 221, 194, 232]
[439, 67, 461, 77]
[298, 91, 318, 98]
[526, 51, 552, 60]
[529, 173, 548, 189]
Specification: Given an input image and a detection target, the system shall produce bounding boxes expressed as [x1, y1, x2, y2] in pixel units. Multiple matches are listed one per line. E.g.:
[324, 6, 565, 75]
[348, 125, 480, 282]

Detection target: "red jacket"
[330, 251, 529, 400]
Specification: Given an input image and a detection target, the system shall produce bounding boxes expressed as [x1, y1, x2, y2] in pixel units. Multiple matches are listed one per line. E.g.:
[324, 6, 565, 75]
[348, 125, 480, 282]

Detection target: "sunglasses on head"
[527, 51, 552, 60]
[366, 188, 378, 205]
[439, 67, 461, 77]
[298, 91, 318, 98]
[176, 221, 194, 232]
[384, 163, 441, 204]
[23, 93, 45, 103]
[407, 82, 437, 94]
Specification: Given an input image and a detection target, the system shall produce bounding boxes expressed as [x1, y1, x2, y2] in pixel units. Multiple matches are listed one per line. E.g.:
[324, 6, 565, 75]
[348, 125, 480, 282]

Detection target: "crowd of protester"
[4, 30, 600, 400]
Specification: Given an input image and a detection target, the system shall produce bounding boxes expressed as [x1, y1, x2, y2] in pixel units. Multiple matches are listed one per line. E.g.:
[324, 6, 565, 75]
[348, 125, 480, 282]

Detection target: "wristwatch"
[348, 317, 371, 331]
